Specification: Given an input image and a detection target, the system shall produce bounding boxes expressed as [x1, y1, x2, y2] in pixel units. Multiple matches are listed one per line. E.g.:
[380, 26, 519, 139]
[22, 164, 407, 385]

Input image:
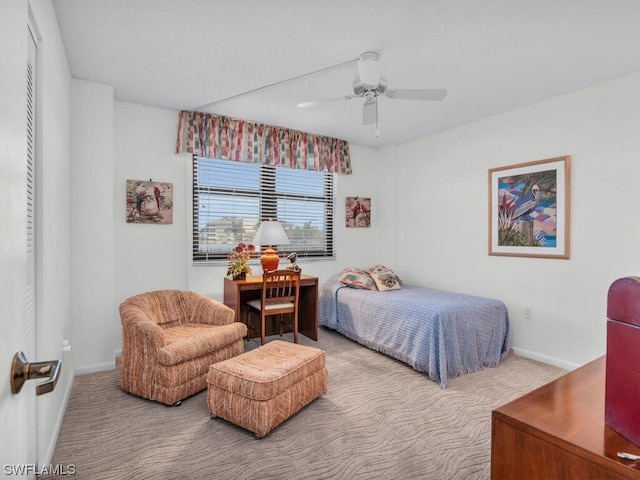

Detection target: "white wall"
[113, 101, 188, 305]
[335, 146, 400, 269]
[388, 72, 640, 368]
[70, 79, 117, 373]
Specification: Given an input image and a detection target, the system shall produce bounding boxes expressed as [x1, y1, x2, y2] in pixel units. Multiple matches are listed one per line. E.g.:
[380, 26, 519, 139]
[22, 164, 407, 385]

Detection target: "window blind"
[192, 156, 335, 262]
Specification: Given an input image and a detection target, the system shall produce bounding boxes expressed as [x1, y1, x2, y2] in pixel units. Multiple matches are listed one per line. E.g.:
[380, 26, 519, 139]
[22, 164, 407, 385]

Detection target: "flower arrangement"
[226, 243, 255, 279]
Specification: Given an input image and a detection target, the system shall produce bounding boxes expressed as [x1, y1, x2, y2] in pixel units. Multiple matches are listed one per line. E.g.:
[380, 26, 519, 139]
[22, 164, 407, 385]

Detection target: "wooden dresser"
[491, 356, 640, 480]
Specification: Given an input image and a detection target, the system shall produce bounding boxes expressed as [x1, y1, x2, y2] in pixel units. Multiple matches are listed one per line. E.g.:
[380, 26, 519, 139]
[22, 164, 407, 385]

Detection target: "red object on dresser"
[606, 276, 640, 447]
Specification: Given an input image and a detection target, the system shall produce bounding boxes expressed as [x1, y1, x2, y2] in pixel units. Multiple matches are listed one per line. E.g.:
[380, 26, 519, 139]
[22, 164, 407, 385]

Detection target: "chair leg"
[246, 308, 251, 341]
[279, 314, 284, 337]
[293, 314, 298, 344]
[261, 313, 266, 346]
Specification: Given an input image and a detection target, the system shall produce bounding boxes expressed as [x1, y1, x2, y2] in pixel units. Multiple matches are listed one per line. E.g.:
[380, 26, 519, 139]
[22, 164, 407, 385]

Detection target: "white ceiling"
[52, 0, 640, 148]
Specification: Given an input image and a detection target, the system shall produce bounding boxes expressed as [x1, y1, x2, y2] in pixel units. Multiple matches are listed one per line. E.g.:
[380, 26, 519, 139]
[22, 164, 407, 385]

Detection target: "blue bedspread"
[319, 274, 511, 388]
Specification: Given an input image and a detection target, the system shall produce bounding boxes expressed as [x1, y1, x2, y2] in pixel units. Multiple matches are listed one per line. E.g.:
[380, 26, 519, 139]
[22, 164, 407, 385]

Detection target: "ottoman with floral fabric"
[207, 340, 327, 438]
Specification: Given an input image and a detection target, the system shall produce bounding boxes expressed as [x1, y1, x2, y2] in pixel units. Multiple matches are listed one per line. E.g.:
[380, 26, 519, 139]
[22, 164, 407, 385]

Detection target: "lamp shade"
[252, 220, 290, 272]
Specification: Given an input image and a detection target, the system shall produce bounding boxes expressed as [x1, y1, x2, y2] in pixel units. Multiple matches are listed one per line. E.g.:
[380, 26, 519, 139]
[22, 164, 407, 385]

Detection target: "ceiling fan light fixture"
[358, 52, 382, 88]
[352, 78, 386, 96]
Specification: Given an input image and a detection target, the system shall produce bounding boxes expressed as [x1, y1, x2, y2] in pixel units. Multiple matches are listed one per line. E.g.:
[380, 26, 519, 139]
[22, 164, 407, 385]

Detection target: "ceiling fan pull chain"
[375, 98, 380, 138]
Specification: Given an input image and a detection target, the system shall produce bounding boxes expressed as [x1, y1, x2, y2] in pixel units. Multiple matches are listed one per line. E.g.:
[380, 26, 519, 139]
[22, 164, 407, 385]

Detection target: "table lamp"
[252, 219, 290, 272]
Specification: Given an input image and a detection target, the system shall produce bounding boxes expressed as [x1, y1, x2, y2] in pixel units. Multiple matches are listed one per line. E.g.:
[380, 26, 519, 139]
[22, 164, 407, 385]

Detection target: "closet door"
[0, 19, 39, 472]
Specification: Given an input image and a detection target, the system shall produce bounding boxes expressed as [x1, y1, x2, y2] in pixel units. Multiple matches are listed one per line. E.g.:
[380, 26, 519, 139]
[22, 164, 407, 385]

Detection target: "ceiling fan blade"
[297, 95, 355, 108]
[385, 88, 448, 101]
[362, 98, 377, 125]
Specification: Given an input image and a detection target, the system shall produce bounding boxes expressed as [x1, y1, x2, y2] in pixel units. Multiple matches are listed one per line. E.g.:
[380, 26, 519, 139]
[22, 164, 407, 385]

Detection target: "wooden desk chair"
[246, 269, 301, 346]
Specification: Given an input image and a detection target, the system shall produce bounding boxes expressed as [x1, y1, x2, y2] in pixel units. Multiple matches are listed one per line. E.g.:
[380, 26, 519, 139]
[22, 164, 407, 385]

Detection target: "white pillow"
[367, 264, 402, 291]
[339, 268, 378, 290]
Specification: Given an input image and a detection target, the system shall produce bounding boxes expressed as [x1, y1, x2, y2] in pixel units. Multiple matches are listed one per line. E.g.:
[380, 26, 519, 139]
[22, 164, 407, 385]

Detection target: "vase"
[233, 273, 246, 281]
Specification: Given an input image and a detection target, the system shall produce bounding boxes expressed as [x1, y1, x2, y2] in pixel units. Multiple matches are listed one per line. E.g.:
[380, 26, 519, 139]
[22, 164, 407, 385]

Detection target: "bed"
[319, 272, 511, 388]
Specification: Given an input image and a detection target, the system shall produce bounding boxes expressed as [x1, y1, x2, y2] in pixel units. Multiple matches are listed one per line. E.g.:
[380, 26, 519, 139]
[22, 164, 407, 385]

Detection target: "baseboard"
[74, 360, 116, 376]
[74, 349, 122, 376]
[512, 347, 580, 371]
[40, 369, 75, 466]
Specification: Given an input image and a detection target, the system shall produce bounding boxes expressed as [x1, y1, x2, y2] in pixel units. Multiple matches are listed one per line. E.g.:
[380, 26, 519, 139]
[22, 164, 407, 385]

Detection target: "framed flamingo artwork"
[488, 156, 571, 259]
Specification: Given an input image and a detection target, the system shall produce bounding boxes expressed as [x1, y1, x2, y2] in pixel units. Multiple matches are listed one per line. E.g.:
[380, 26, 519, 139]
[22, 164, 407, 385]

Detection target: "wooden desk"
[491, 356, 640, 480]
[223, 274, 318, 341]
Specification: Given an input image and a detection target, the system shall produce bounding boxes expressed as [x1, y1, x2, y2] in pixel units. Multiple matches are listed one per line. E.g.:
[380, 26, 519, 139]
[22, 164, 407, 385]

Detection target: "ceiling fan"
[297, 52, 447, 135]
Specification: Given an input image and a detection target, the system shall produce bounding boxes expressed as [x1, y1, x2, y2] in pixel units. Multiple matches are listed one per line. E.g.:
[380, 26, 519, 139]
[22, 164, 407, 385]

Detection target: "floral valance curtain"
[176, 110, 352, 174]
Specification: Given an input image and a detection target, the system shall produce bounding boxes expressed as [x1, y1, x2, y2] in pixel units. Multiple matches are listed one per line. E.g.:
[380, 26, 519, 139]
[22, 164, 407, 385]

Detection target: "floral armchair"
[119, 289, 247, 405]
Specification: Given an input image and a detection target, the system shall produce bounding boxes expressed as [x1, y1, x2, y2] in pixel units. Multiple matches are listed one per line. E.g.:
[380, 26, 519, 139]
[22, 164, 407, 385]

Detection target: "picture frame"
[126, 179, 174, 224]
[345, 196, 371, 228]
[488, 155, 571, 259]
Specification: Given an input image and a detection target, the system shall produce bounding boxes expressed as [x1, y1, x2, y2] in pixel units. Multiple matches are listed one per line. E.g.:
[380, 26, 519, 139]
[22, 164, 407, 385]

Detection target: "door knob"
[11, 351, 61, 396]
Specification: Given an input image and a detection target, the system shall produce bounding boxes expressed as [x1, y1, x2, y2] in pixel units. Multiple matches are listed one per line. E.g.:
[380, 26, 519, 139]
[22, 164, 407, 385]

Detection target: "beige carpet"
[43, 328, 566, 480]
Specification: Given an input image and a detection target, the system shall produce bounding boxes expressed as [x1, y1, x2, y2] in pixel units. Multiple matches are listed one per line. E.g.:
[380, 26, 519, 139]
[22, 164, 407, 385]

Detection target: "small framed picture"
[126, 179, 174, 224]
[346, 197, 371, 228]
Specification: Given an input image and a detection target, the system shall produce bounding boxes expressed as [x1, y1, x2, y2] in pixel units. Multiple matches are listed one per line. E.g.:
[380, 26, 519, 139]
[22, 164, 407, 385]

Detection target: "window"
[193, 156, 335, 262]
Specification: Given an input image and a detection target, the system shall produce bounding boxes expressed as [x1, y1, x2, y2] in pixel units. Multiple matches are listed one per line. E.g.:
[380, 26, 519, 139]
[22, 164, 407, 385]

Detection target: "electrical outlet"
[524, 307, 533, 320]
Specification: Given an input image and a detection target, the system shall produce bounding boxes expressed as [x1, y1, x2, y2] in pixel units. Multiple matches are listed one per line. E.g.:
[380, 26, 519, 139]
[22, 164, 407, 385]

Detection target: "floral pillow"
[367, 264, 402, 291]
[339, 268, 378, 290]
